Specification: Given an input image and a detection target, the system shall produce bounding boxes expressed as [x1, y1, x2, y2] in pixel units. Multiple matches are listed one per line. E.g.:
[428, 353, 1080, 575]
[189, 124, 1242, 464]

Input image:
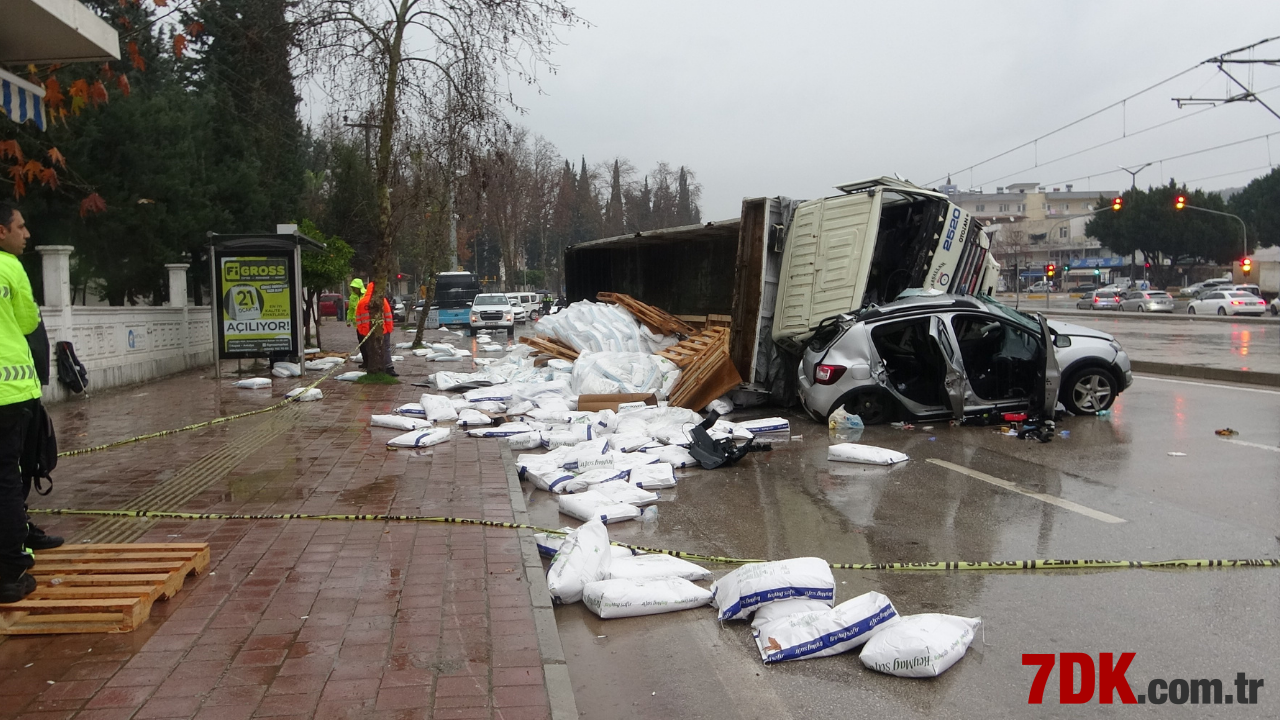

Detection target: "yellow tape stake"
[57, 334, 377, 459]
[26, 509, 1280, 572]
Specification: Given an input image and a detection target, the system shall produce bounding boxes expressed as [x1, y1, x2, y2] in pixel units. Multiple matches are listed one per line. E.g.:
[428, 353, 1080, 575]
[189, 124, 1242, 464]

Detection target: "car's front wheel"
[1188, 306, 1197, 315]
[841, 391, 899, 426]
[1062, 367, 1118, 415]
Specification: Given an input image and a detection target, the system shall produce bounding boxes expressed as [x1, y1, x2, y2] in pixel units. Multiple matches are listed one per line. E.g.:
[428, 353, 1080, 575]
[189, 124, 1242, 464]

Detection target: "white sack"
[606, 554, 711, 582]
[827, 443, 909, 466]
[710, 557, 836, 621]
[543, 428, 593, 449]
[233, 378, 272, 389]
[735, 417, 790, 434]
[349, 353, 363, 363]
[391, 355, 404, 362]
[559, 491, 642, 523]
[859, 614, 981, 678]
[422, 394, 459, 422]
[607, 433, 652, 453]
[395, 403, 426, 417]
[467, 422, 533, 438]
[754, 592, 899, 664]
[535, 529, 636, 560]
[386, 427, 451, 449]
[582, 577, 712, 619]
[285, 388, 323, 402]
[750, 598, 835, 631]
[469, 401, 507, 414]
[628, 463, 677, 489]
[465, 385, 514, 402]
[505, 432, 544, 450]
[546, 519, 612, 604]
[593, 481, 659, 507]
[370, 415, 432, 431]
[642, 445, 698, 469]
[271, 361, 302, 377]
[412, 348, 431, 357]
[707, 395, 735, 415]
[457, 409, 492, 426]
[395, 342, 414, 349]
[335, 371, 366, 382]
[525, 465, 578, 494]
[482, 344, 504, 352]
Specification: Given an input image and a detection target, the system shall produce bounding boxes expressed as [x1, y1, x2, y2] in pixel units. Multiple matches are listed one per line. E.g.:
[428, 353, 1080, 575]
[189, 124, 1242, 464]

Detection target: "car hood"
[1047, 319, 1114, 341]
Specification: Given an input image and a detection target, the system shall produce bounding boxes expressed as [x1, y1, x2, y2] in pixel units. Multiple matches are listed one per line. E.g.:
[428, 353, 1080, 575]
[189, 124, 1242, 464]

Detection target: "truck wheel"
[1062, 367, 1117, 415]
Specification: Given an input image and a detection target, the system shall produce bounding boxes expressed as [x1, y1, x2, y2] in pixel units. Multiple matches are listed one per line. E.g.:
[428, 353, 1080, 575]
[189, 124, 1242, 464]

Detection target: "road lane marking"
[927, 459, 1126, 524]
[1222, 438, 1280, 453]
[1137, 375, 1280, 395]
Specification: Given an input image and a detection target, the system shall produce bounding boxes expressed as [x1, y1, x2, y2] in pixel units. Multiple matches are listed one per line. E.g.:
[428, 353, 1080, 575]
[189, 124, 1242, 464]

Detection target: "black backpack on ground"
[55, 341, 88, 394]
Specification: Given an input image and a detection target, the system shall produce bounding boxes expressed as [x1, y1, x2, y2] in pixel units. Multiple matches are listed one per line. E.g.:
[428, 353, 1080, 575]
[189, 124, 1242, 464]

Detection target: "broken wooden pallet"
[518, 335, 579, 361]
[597, 292, 695, 338]
[657, 327, 744, 410]
[0, 543, 210, 635]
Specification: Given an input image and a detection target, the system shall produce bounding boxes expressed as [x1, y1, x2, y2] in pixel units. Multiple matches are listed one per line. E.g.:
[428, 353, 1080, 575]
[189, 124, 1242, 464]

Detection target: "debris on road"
[233, 378, 272, 389]
[753, 591, 899, 664]
[710, 558, 835, 621]
[284, 388, 323, 402]
[385, 427, 451, 448]
[827, 443, 909, 466]
[859, 614, 982, 677]
[1215, 428, 1239, 437]
[547, 519, 612, 604]
[583, 577, 713, 619]
[370, 415, 432, 431]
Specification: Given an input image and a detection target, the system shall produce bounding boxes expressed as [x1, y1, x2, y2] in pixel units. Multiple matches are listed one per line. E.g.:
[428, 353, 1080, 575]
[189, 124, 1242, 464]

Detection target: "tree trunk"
[412, 277, 436, 348]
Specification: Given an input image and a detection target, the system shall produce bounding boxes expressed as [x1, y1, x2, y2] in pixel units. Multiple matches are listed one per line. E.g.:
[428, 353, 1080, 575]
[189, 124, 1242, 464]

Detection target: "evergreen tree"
[547, 160, 576, 288]
[603, 159, 625, 237]
[650, 164, 676, 229]
[676, 166, 693, 226]
[191, 0, 305, 233]
[1229, 168, 1280, 249]
[570, 156, 601, 246]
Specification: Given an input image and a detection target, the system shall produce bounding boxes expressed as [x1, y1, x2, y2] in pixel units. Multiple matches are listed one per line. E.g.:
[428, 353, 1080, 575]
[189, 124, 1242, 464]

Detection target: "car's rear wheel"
[1137, 305, 1146, 312]
[841, 391, 898, 426]
[1217, 307, 1227, 316]
[1062, 367, 1118, 415]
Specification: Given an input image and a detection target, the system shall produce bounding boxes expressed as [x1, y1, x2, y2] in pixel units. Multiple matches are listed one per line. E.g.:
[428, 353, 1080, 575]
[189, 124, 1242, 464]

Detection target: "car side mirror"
[1053, 334, 1072, 348]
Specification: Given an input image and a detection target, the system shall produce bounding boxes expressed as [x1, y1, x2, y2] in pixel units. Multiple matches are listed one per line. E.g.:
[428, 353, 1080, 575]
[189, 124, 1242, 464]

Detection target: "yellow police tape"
[56, 334, 376, 459]
[26, 508, 1280, 572]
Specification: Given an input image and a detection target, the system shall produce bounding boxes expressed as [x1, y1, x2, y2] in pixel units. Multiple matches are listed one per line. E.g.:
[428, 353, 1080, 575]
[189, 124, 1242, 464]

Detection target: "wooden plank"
[30, 586, 163, 601]
[28, 573, 173, 585]
[41, 543, 211, 552]
[597, 292, 695, 337]
[29, 561, 190, 574]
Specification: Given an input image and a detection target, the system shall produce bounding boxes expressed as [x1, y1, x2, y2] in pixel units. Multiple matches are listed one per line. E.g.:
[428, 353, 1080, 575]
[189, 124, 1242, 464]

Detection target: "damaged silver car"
[798, 294, 1133, 424]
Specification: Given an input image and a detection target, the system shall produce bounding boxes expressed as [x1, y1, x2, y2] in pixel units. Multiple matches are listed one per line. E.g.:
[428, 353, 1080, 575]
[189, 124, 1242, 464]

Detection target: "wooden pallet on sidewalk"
[0, 543, 210, 635]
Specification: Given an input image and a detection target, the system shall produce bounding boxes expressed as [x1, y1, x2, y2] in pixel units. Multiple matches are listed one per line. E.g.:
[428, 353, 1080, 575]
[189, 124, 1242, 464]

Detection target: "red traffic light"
[1242, 258, 1253, 276]
[396, 273, 404, 279]
[1174, 195, 1186, 210]
[1046, 263, 1056, 278]
[1144, 262, 1151, 269]
[1111, 197, 1123, 211]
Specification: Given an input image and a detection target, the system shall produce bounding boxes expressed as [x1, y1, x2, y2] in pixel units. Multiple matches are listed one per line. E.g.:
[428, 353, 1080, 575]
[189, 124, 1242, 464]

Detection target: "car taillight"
[1093, 296, 1099, 303]
[814, 364, 847, 385]
[1232, 301, 1243, 305]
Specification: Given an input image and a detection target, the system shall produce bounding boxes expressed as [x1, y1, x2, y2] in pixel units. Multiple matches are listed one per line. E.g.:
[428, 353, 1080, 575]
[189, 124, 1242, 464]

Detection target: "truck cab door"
[928, 315, 967, 421]
[1036, 314, 1062, 417]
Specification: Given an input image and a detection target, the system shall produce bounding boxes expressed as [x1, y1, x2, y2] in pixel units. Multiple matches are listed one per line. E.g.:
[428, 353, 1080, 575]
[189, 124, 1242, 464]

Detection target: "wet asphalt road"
[522, 374, 1280, 718]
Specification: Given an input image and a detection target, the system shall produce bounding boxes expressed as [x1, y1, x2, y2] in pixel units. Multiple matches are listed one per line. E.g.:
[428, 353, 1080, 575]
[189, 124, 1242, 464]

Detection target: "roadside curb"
[1040, 308, 1278, 325]
[502, 444, 579, 720]
[1130, 360, 1280, 387]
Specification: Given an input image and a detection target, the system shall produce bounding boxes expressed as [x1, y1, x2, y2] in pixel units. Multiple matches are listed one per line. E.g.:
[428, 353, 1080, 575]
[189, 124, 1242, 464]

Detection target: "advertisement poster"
[218, 255, 294, 355]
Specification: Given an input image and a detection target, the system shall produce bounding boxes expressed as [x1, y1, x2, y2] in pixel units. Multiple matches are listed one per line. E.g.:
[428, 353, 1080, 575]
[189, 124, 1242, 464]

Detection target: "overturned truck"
[562, 177, 1000, 404]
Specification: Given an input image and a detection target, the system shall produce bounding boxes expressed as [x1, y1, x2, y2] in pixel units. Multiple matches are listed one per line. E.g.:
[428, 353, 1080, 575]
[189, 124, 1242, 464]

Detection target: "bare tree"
[297, 0, 581, 372]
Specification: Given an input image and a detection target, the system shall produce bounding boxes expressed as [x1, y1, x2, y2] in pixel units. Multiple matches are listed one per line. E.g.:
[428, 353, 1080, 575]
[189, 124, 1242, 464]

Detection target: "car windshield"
[473, 294, 508, 305]
[976, 296, 1042, 333]
[1228, 292, 1257, 299]
[1148, 292, 1171, 299]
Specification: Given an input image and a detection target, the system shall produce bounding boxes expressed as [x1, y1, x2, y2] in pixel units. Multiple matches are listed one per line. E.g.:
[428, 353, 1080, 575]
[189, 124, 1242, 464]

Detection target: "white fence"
[36, 246, 213, 403]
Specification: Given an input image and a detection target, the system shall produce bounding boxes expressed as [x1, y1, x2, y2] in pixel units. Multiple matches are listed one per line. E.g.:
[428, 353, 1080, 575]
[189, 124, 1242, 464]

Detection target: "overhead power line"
[1039, 130, 1280, 187]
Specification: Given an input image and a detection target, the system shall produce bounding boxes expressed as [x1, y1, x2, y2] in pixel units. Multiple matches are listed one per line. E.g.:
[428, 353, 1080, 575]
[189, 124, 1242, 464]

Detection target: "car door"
[928, 315, 966, 420]
[1036, 314, 1061, 417]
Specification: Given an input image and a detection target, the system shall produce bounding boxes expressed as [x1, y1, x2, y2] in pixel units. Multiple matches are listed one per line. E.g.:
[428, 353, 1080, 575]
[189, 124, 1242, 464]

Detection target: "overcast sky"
[498, 1, 1280, 219]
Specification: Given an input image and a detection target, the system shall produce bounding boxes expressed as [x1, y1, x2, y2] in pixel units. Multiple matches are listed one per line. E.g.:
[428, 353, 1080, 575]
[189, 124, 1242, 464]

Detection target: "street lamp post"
[1176, 202, 1248, 260]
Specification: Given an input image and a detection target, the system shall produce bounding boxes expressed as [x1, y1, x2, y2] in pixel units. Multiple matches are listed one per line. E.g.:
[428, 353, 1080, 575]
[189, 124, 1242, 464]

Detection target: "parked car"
[798, 294, 1132, 424]
[318, 292, 344, 318]
[1071, 283, 1098, 293]
[1027, 280, 1054, 293]
[468, 293, 515, 335]
[507, 297, 528, 324]
[1075, 290, 1122, 310]
[1118, 290, 1175, 313]
[1187, 290, 1267, 316]
[1228, 284, 1261, 297]
[506, 292, 540, 322]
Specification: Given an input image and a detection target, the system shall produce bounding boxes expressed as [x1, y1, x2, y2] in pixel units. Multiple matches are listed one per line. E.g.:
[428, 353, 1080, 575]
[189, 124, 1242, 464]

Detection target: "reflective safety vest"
[355, 283, 393, 335]
[0, 252, 41, 407]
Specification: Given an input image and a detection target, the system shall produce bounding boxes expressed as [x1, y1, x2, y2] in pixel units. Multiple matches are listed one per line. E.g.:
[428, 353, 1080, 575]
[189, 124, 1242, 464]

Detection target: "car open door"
[928, 315, 967, 421]
[1036, 313, 1061, 417]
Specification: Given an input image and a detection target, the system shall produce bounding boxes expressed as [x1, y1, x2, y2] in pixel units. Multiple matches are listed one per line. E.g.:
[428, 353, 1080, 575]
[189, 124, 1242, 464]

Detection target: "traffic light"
[1111, 197, 1123, 211]
[1174, 195, 1186, 210]
[1094, 269, 1101, 277]
[1063, 264, 1071, 274]
[396, 273, 404, 280]
[1144, 262, 1151, 269]
[1046, 263, 1056, 278]
[1242, 258, 1253, 276]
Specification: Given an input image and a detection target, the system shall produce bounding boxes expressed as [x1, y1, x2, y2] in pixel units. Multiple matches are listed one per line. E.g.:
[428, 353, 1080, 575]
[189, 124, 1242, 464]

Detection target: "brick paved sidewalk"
[0, 323, 573, 720]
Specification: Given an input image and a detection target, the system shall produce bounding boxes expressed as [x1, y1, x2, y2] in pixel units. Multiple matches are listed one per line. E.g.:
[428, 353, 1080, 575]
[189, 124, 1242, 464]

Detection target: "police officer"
[0, 203, 41, 602]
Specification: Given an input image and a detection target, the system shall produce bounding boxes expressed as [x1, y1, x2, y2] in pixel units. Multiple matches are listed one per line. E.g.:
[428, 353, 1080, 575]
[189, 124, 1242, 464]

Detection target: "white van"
[772, 177, 995, 352]
[506, 292, 539, 323]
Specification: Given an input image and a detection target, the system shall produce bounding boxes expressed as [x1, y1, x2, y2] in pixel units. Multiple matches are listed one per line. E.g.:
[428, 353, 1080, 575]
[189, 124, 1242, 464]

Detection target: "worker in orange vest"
[355, 281, 396, 375]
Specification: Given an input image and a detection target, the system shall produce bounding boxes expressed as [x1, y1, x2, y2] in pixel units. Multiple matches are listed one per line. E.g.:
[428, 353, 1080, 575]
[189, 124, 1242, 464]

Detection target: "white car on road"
[1187, 290, 1267, 316]
[468, 293, 515, 335]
